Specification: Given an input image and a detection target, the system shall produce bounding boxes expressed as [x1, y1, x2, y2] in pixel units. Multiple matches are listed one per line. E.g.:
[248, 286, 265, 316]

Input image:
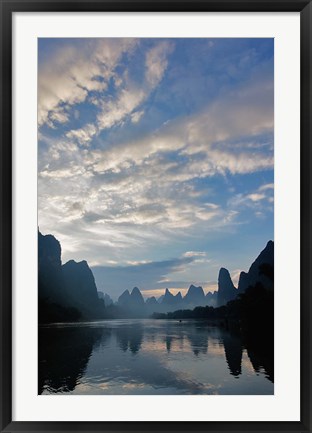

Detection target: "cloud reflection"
[39, 320, 273, 395]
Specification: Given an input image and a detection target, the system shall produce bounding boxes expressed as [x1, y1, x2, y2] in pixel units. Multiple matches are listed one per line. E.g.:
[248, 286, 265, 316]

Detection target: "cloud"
[228, 182, 274, 213]
[247, 193, 266, 202]
[38, 38, 274, 287]
[96, 88, 145, 130]
[38, 74, 273, 268]
[92, 256, 195, 294]
[131, 110, 145, 124]
[48, 106, 70, 125]
[66, 124, 97, 146]
[38, 38, 138, 127]
[63, 40, 174, 146]
[91, 255, 217, 299]
[259, 183, 274, 191]
[79, 327, 216, 394]
[145, 41, 174, 87]
[85, 75, 273, 179]
[95, 41, 174, 131]
[183, 251, 207, 258]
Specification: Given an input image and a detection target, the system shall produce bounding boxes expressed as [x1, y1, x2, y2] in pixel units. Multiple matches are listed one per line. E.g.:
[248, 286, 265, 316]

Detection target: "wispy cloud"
[38, 38, 274, 295]
[183, 251, 207, 258]
[86, 75, 273, 178]
[63, 41, 174, 145]
[38, 74, 273, 265]
[38, 38, 138, 127]
[228, 182, 274, 213]
[96, 41, 173, 131]
[66, 123, 97, 146]
[145, 41, 174, 86]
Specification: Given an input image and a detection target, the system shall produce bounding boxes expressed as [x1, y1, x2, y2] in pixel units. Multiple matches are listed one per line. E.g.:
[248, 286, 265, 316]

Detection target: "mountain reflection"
[39, 319, 273, 395]
[222, 332, 243, 377]
[190, 326, 209, 356]
[165, 334, 174, 353]
[246, 338, 274, 382]
[38, 326, 102, 394]
[116, 323, 144, 354]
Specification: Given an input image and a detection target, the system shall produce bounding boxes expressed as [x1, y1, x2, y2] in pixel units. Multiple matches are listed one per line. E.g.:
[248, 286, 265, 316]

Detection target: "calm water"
[39, 319, 273, 395]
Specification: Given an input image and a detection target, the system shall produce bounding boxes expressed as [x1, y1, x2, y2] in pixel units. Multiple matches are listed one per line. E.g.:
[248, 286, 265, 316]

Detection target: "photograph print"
[38, 37, 274, 395]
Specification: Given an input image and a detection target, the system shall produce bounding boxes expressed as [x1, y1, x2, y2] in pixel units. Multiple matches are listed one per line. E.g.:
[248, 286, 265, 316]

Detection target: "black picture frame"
[1, 1, 311, 432]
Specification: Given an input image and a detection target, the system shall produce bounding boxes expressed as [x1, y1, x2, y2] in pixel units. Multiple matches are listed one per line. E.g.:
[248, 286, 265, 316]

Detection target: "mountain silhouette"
[117, 287, 146, 316]
[238, 240, 274, 294]
[130, 287, 145, 306]
[146, 296, 160, 314]
[146, 296, 158, 306]
[38, 231, 105, 322]
[217, 268, 237, 307]
[147, 241, 274, 314]
[117, 289, 131, 307]
[39, 231, 274, 320]
[62, 259, 105, 319]
[175, 292, 183, 302]
[161, 288, 176, 305]
[205, 291, 217, 307]
[97, 291, 114, 306]
[38, 231, 66, 304]
[183, 285, 206, 307]
[104, 293, 114, 306]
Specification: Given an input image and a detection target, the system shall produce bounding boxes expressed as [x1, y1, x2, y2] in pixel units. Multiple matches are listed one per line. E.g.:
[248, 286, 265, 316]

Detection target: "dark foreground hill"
[38, 231, 105, 323]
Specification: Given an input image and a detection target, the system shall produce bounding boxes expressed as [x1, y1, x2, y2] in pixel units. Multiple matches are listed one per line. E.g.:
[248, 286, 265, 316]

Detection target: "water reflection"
[222, 332, 243, 377]
[38, 326, 102, 394]
[187, 324, 209, 356]
[39, 319, 274, 395]
[247, 340, 274, 382]
[116, 323, 143, 354]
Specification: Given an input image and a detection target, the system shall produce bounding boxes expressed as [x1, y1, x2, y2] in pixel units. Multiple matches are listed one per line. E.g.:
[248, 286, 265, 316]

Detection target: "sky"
[38, 38, 274, 300]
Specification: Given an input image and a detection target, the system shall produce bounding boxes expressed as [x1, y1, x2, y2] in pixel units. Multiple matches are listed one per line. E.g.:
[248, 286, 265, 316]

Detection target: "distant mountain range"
[116, 284, 214, 315]
[38, 230, 274, 322]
